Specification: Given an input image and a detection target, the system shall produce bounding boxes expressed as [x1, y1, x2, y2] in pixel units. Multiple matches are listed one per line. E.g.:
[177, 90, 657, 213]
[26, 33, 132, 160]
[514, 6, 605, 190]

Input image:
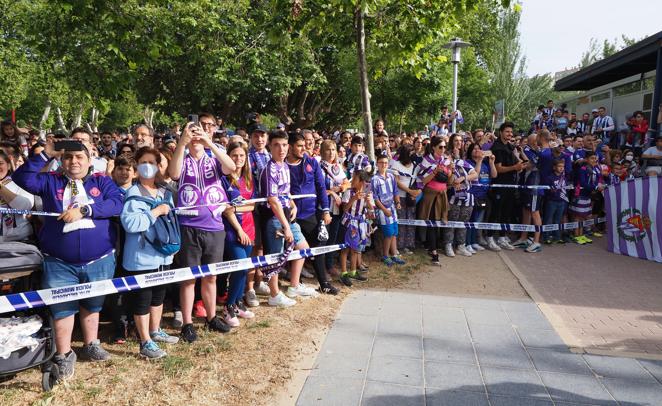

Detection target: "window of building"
[591, 91, 610, 102]
[642, 77, 655, 91]
[613, 81, 641, 97]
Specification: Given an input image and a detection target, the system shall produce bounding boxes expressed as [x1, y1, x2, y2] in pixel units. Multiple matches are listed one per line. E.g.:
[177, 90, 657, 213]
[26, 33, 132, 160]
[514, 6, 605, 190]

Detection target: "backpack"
[125, 188, 181, 256]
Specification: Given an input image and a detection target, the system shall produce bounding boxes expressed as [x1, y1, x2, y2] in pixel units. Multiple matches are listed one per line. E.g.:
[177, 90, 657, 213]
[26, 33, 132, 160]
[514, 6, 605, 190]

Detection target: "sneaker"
[80, 339, 110, 362]
[359, 263, 369, 272]
[572, 236, 586, 245]
[391, 256, 406, 265]
[255, 283, 271, 296]
[223, 305, 240, 328]
[216, 292, 228, 305]
[339, 273, 353, 287]
[471, 244, 485, 252]
[382, 256, 395, 266]
[140, 340, 167, 359]
[431, 253, 440, 265]
[512, 239, 530, 248]
[497, 237, 515, 250]
[444, 243, 455, 257]
[349, 271, 367, 281]
[477, 236, 488, 247]
[268, 292, 297, 307]
[244, 289, 260, 307]
[205, 316, 232, 333]
[193, 300, 207, 318]
[172, 310, 183, 329]
[287, 283, 319, 298]
[555, 239, 566, 244]
[150, 328, 180, 344]
[543, 239, 553, 245]
[53, 350, 77, 380]
[525, 242, 542, 253]
[180, 323, 198, 343]
[465, 244, 477, 254]
[319, 281, 339, 295]
[301, 267, 315, 279]
[592, 231, 603, 238]
[402, 248, 414, 255]
[456, 245, 473, 257]
[235, 301, 255, 319]
[486, 237, 502, 252]
[581, 235, 593, 244]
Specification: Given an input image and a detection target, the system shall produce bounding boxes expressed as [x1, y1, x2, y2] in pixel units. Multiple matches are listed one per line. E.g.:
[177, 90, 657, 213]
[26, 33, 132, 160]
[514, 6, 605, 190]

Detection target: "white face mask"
[137, 163, 158, 179]
[625, 155, 634, 162]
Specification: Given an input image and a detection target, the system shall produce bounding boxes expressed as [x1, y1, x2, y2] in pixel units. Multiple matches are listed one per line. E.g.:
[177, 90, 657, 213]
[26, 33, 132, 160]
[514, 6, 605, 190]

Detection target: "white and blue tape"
[0, 244, 345, 315]
[397, 217, 606, 233]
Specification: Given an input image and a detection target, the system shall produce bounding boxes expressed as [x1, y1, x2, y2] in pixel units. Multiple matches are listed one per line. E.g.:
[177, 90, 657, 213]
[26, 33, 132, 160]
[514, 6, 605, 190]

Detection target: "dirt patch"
[0, 289, 347, 406]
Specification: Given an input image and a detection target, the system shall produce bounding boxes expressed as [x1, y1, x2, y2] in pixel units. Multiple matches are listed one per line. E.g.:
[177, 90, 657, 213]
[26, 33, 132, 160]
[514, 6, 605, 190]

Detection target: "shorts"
[646, 166, 662, 176]
[380, 222, 399, 238]
[263, 217, 305, 255]
[42, 253, 116, 319]
[179, 226, 226, 268]
[524, 194, 543, 212]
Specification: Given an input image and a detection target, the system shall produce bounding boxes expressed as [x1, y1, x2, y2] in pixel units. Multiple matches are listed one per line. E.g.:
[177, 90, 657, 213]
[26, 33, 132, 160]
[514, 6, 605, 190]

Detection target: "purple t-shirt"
[259, 159, 291, 210]
[177, 154, 228, 231]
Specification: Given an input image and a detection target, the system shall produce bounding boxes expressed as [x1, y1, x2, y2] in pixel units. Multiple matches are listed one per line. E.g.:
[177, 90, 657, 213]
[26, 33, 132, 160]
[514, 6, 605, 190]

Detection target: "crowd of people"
[0, 101, 661, 379]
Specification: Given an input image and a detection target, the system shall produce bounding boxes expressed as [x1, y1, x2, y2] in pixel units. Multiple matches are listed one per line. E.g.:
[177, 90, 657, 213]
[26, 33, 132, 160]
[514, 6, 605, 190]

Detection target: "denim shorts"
[263, 217, 305, 255]
[42, 253, 116, 319]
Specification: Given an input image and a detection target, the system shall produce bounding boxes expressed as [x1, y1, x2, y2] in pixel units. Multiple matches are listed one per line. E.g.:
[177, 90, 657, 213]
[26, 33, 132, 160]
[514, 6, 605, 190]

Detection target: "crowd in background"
[0, 101, 661, 379]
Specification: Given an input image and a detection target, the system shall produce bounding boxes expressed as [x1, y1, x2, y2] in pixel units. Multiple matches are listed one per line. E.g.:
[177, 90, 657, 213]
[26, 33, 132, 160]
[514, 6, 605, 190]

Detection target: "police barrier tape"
[397, 217, 606, 233]
[386, 169, 575, 190]
[0, 194, 317, 218]
[0, 244, 345, 315]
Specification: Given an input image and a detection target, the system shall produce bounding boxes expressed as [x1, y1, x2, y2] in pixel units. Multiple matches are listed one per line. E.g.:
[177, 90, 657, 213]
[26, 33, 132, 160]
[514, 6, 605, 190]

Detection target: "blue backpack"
[125, 189, 181, 256]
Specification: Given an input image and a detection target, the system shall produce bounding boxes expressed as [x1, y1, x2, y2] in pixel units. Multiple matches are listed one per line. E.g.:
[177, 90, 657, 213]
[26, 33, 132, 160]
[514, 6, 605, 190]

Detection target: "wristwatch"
[80, 205, 91, 217]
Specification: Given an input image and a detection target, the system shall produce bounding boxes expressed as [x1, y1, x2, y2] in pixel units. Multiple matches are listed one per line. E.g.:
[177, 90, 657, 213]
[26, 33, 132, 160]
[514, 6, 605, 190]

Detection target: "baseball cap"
[248, 123, 268, 134]
[163, 135, 176, 145]
[591, 108, 598, 113]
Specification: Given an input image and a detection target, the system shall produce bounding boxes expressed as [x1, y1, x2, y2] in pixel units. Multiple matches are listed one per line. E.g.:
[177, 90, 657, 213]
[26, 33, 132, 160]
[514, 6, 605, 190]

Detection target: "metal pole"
[451, 60, 458, 133]
[650, 45, 662, 143]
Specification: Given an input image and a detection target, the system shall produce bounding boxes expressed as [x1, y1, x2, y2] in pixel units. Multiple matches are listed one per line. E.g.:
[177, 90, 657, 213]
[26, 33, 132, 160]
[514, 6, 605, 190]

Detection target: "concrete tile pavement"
[297, 290, 662, 406]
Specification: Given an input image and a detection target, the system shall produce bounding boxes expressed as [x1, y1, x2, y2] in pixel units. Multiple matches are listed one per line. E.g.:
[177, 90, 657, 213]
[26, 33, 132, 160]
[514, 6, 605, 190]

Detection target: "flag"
[605, 177, 662, 263]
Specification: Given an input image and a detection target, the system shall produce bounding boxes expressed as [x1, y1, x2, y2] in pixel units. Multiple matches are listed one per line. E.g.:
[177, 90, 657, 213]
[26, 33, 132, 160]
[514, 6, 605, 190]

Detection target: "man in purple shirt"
[259, 130, 318, 307]
[169, 112, 236, 342]
[13, 140, 123, 378]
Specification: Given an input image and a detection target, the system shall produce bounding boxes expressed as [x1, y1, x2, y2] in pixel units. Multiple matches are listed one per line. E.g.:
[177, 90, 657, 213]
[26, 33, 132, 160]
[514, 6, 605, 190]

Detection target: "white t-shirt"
[389, 159, 416, 199]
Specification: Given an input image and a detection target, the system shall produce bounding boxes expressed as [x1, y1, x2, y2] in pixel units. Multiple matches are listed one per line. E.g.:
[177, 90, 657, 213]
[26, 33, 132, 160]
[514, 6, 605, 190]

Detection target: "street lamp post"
[443, 38, 471, 133]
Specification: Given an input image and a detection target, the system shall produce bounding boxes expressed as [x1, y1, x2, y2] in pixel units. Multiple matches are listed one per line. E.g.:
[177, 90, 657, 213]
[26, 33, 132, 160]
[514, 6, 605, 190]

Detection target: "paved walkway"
[297, 290, 662, 406]
[501, 239, 662, 357]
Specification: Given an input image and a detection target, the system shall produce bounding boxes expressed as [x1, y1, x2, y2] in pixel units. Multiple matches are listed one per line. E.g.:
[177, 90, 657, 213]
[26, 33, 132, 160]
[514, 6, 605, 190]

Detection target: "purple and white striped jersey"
[371, 172, 398, 225]
[259, 159, 291, 210]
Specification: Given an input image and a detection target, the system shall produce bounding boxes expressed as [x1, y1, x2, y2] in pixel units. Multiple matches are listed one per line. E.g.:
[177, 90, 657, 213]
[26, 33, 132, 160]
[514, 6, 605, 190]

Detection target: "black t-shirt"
[491, 138, 519, 185]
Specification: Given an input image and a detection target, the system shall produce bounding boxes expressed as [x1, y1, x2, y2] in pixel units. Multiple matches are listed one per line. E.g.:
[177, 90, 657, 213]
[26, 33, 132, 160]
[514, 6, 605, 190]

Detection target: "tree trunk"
[90, 107, 99, 132]
[354, 8, 374, 161]
[56, 107, 67, 133]
[39, 100, 51, 139]
[72, 104, 83, 129]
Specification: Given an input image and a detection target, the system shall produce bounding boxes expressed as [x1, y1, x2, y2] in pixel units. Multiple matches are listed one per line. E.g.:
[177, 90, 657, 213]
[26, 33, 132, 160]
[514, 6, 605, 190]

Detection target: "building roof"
[555, 31, 662, 91]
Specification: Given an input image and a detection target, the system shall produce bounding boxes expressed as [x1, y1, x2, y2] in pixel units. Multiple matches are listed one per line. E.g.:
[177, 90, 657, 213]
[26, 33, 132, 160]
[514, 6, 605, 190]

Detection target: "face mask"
[137, 163, 158, 179]
[625, 155, 634, 162]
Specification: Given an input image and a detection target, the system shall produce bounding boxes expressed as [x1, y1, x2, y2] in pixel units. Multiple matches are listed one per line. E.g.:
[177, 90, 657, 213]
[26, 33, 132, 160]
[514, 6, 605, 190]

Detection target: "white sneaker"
[456, 245, 473, 257]
[486, 237, 502, 252]
[286, 283, 319, 298]
[444, 243, 455, 258]
[268, 292, 297, 307]
[477, 236, 488, 247]
[244, 289, 260, 307]
[465, 244, 477, 254]
[471, 244, 485, 252]
[497, 237, 515, 250]
[255, 282, 271, 296]
[512, 239, 531, 248]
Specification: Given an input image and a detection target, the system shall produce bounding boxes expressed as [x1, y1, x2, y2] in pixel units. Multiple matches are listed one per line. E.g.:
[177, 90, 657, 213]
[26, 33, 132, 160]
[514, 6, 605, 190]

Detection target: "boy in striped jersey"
[371, 151, 404, 266]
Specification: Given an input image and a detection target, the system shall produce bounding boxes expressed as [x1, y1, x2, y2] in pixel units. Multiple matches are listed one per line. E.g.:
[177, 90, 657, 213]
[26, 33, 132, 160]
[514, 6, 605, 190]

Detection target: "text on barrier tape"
[0, 244, 345, 315]
[397, 217, 606, 232]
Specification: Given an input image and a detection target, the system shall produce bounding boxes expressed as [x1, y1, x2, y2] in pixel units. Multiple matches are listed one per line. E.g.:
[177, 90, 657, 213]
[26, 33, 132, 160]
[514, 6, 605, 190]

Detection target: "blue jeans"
[225, 240, 253, 306]
[543, 200, 567, 241]
[42, 253, 116, 319]
[263, 217, 305, 255]
[466, 207, 486, 246]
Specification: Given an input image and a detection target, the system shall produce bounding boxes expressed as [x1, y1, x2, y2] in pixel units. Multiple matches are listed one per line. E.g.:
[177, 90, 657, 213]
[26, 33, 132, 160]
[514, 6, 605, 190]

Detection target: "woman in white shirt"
[390, 144, 420, 254]
[0, 150, 34, 242]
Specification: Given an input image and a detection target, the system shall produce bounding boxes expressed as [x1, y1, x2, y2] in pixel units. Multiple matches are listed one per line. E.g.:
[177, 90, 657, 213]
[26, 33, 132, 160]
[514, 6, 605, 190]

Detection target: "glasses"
[437, 145, 446, 149]
[200, 121, 215, 127]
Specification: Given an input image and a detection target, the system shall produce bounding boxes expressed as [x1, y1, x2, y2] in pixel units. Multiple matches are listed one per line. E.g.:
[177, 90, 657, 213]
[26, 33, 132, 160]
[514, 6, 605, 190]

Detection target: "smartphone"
[482, 150, 493, 157]
[54, 139, 84, 151]
[187, 114, 199, 125]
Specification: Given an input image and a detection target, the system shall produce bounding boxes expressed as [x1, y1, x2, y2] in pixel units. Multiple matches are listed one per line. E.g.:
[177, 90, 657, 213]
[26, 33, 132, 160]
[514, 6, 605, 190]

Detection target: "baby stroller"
[0, 242, 58, 391]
